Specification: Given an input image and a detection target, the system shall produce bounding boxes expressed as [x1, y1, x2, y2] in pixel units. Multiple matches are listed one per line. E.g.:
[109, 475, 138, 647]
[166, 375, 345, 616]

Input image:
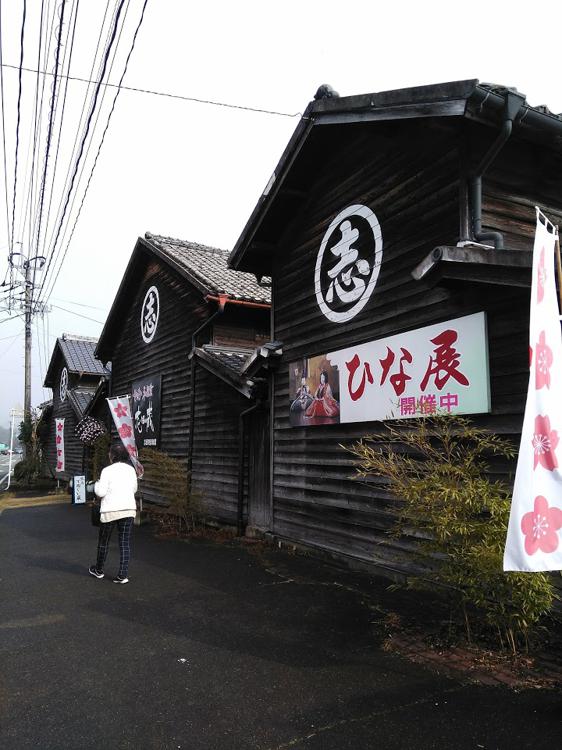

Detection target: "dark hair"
[320, 370, 329, 384]
[109, 443, 131, 464]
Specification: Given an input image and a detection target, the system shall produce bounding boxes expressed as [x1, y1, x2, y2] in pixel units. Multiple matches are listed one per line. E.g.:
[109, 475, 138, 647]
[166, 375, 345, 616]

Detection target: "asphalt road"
[0, 503, 560, 750]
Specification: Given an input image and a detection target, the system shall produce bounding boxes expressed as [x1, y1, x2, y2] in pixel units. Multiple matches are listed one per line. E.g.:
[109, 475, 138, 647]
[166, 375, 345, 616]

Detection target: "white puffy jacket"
[94, 461, 138, 514]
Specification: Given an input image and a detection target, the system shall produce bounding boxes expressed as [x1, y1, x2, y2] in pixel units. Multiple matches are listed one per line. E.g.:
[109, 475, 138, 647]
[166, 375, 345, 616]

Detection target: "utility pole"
[6, 251, 47, 459]
[24, 259, 32, 424]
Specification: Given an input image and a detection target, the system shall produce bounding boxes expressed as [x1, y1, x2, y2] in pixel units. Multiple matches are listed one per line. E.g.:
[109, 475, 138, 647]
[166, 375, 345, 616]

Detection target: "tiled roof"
[145, 233, 271, 304]
[44, 334, 110, 388]
[201, 345, 252, 375]
[58, 335, 109, 376]
[195, 345, 255, 398]
[67, 388, 97, 418]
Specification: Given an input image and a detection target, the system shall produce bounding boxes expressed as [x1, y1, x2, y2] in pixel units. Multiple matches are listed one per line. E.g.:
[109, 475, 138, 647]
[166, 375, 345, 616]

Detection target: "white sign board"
[73, 475, 86, 504]
[289, 312, 490, 427]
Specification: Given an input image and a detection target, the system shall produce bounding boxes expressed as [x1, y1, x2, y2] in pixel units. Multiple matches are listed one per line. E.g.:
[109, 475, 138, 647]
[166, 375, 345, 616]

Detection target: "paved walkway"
[0, 502, 560, 749]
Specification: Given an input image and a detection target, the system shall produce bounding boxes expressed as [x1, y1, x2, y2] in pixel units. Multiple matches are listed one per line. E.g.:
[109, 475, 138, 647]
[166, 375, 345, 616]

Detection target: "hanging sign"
[140, 285, 159, 343]
[289, 312, 490, 427]
[504, 211, 562, 572]
[59, 367, 68, 402]
[132, 374, 161, 448]
[72, 475, 86, 504]
[107, 396, 144, 478]
[315, 204, 383, 323]
[55, 418, 65, 472]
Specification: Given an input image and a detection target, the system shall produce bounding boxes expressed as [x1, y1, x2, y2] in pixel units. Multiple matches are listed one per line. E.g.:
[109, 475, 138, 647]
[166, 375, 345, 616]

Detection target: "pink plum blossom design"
[537, 247, 546, 303]
[521, 495, 562, 555]
[532, 414, 559, 471]
[533, 414, 559, 471]
[535, 331, 553, 390]
[118, 423, 133, 439]
[114, 403, 128, 418]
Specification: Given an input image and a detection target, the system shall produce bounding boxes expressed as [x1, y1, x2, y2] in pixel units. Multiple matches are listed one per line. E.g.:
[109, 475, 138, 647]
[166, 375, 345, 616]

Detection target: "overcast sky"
[1, 0, 562, 427]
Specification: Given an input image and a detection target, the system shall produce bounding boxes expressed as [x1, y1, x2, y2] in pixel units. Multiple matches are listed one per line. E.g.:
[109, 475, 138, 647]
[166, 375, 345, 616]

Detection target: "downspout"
[237, 400, 262, 536]
[187, 294, 229, 489]
[469, 89, 526, 249]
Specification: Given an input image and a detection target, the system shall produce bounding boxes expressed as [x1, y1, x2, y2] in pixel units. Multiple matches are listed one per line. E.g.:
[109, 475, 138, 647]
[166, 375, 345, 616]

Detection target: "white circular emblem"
[141, 285, 160, 344]
[60, 367, 68, 402]
[314, 204, 383, 323]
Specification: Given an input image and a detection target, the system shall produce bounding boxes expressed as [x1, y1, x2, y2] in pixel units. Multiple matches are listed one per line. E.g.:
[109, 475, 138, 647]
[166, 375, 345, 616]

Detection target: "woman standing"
[88, 443, 138, 584]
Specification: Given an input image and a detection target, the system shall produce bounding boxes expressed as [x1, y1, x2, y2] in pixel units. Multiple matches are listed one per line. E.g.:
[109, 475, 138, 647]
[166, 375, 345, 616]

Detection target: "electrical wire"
[51, 303, 103, 324]
[33, 0, 112, 315]
[37, 0, 131, 308]
[34, 318, 45, 397]
[0, 63, 301, 118]
[0, 3, 13, 256]
[32, 0, 68, 275]
[0, 326, 23, 356]
[34, 0, 79, 268]
[33, 0, 119, 310]
[16, 0, 48, 284]
[51, 295, 105, 310]
[11, 0, 28, 255]
[29, 0, 80, 309]
[27, 0, 58, 270]
[41, 0, 148, 307]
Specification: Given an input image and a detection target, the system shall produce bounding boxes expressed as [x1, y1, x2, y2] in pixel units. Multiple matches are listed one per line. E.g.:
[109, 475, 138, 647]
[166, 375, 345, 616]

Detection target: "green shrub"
[345, 414, 555, 653]
[140, 448, 205, 532]
[14, 456, 42, 484]
[91, 433, 111, 480]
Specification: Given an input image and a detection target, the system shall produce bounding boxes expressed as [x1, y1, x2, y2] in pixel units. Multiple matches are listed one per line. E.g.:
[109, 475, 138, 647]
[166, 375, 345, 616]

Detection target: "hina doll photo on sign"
[289, 361, 314, 425]
[289, 356, 340, 426]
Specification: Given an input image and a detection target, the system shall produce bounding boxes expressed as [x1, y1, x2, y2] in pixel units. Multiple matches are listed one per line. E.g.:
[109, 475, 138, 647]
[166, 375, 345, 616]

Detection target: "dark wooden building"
[228, 79, 562, 575]
[95, 233, 271, 525]
[43, 334, 110, 481]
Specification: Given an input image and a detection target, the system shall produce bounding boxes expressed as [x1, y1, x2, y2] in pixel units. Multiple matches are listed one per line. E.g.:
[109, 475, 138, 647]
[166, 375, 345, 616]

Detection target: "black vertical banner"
[132, 374, 162, 448]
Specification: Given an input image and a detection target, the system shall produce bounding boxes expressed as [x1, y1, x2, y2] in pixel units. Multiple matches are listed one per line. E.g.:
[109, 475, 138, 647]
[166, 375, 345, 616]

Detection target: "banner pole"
[555, 233, 562, 315]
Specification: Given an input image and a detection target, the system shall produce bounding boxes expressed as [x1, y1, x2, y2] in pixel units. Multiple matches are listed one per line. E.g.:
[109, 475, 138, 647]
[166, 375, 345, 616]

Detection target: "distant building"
[43, 334, 110, 480]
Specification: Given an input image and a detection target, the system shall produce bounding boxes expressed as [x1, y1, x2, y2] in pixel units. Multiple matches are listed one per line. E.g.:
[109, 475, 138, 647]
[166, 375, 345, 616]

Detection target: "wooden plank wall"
[191, 365, 249, 525]
[109, 258, 255, 523]
[110, 260, 206, 506]
[269, 118, 562, 576]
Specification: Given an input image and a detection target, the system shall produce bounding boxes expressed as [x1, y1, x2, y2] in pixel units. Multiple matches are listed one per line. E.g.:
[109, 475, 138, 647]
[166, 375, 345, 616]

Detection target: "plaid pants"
[96, 517, 134, 578]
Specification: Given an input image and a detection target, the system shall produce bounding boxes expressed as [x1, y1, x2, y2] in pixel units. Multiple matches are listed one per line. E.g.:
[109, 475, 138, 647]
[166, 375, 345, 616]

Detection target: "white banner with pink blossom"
[107, 395, 144, 478]
[55, 418, 65, 473]
[504, 211, 562, 571]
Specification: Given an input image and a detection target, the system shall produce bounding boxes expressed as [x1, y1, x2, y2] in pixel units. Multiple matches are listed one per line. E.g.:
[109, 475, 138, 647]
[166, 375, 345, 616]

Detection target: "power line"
[27, 0, 58, 271]
[51, 295, 105, 310]
[34, 0, 126, 310]
[0, 3, 12, 255]
[38, 0, 130, 308]
[51, 303, 103, 324]
[0, 62, 301, 119]
[37, 0, 112, 300]
[41, 0, 149, 307]
[32, 0, 68, 270]
[15, 0, 47, 262]
[11, 0, 28, 254]
[34, 0, 79, 269]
